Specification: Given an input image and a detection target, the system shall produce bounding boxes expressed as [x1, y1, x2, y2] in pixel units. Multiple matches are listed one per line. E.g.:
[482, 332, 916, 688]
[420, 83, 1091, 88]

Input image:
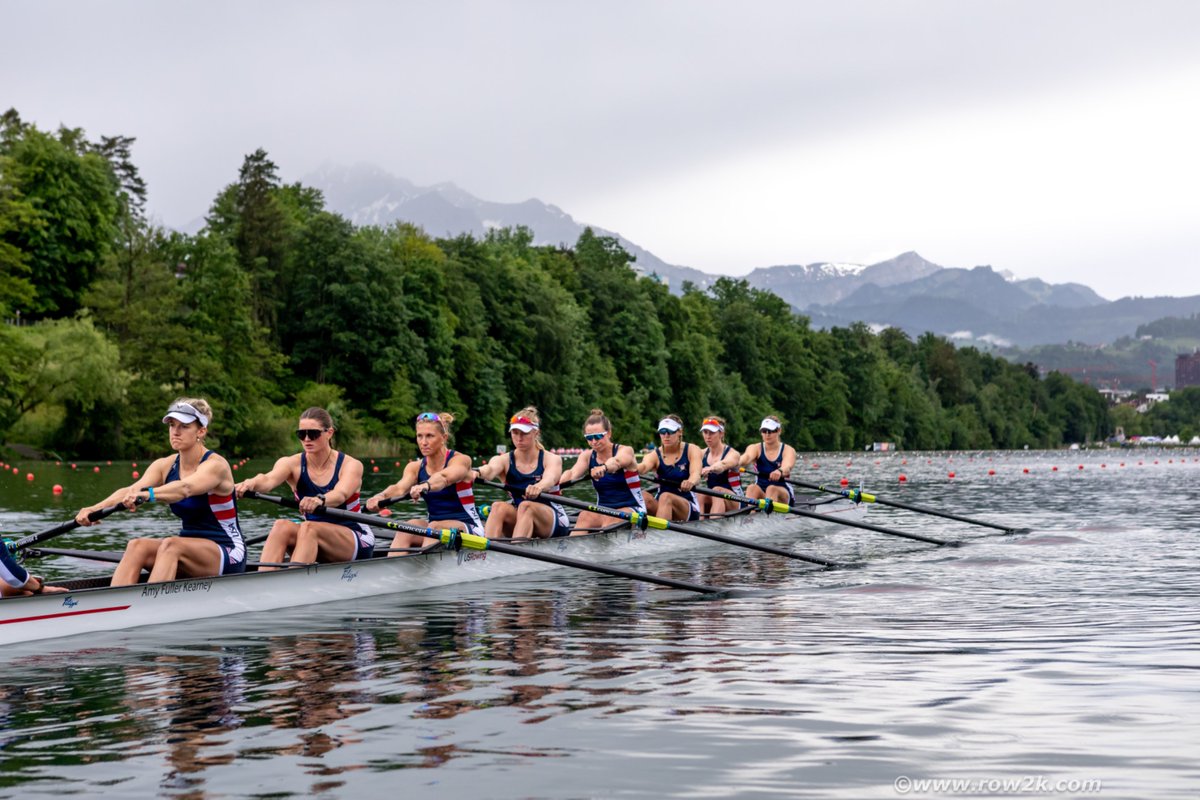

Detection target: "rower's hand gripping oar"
[743, 469, 1026, 534]
[6, 501, 139, 555]
[243, 490, 724, 595]
[483, 479, 841, 568]
[660, 476, 955, 547]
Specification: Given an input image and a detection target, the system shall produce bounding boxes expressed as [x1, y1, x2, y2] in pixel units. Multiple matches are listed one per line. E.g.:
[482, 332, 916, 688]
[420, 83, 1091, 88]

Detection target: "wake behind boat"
[0, 497, 864, 647]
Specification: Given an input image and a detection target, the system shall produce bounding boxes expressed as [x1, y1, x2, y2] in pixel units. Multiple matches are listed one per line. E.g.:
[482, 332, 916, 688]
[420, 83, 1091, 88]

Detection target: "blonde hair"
[415, 411, 455, 439]
[583, 408, 611, 433]
[513, 405, 545, 450]
[174, 397, 213, 427]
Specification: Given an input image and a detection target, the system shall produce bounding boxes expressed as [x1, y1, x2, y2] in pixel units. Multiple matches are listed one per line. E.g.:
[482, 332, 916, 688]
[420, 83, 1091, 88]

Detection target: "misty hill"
[302, 163, 1200, 348]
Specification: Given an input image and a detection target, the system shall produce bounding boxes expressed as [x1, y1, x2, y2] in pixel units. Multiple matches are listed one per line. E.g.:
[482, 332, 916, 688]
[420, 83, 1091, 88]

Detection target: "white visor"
[760, 418, 781, 432]
[656, 418, 682, 433]
[700, 422, 723, 433]
[163, 402, 209, 428]
[509, 421, 537, 433]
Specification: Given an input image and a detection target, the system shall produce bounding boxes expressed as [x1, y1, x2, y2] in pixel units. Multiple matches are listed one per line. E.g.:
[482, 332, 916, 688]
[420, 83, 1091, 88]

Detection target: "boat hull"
[1, 499, 865, 646]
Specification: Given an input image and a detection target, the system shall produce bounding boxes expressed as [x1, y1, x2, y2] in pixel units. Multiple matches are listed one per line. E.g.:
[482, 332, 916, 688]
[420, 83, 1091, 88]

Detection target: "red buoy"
[132, 470, 140, 478]
[948, 472, 955, 478]
[839, 477, 849, 486]
[26, 472, 34, 481]
[987, 469, 995, 475]
[380, 508, 392, 517]
[898, 474, 907, 482]
[373, 465, 379, 472]
[53, 484, 63, 494]
[93, 466, 100, 473]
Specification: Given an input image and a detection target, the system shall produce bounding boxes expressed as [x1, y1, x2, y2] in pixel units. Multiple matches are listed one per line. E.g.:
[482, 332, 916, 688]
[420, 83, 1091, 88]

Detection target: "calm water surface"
[1, 450, 1197, 798]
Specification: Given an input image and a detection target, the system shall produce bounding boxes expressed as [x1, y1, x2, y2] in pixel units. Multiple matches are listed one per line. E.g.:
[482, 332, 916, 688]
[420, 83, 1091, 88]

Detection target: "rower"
[365, 411, 483, 552]
[740, 415, 797, 506]
[235, 407, 375, 569]
[74, 398, 246, 585]
[474, 407, 570, 539]
[638, 415, 703, 522]
[1, 545, 66, 597]
[697, 415, 742, 516]
[561, 408, 646, 534]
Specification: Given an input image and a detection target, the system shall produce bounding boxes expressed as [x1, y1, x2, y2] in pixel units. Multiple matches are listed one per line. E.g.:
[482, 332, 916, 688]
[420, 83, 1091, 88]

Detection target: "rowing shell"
[0, 497, 864, 647]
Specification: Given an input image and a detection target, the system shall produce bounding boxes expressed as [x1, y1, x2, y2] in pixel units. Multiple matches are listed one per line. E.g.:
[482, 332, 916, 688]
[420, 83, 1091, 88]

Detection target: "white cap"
[759, 417, 781, 432]
[163, 401, 209, 428]
[508, 415, 539, 433]
[656, 417, 682, 433]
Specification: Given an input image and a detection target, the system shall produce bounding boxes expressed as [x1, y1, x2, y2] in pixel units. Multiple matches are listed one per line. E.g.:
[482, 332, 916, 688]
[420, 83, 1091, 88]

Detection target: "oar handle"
[12, 501, 136, 551]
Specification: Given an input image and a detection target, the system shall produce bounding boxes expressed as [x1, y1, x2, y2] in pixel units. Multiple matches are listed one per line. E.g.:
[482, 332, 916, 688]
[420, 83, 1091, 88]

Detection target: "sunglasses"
[296, 428, 327, 441]
[657, 428, 678, 435]
[416, 412, 442, 422]
[584, 432, 606, 442]
[760, 428, 779, 434]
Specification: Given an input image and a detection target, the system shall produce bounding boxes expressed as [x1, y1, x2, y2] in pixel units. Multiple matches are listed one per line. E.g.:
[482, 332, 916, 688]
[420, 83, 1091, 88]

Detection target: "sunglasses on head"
[416, 412, 441, 422]
[584, 432, 606, 442]
[296, 428, 326, 441]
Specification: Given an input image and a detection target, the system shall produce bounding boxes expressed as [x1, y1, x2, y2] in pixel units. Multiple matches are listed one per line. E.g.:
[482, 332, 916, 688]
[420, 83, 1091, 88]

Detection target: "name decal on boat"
[62, 596, 78, 608]
[627, 529, 648, 542]
[140, 579, 214, 598]
[341, 566, 359, 582]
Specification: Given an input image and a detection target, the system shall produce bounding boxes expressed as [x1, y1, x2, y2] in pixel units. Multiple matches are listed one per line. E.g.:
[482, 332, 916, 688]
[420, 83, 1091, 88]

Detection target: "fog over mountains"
[304, 164, 1200, 348]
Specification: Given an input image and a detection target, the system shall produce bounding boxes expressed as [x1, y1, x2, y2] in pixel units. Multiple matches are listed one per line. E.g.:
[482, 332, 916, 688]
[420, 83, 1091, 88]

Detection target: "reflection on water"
[1, 451, 1199, 797]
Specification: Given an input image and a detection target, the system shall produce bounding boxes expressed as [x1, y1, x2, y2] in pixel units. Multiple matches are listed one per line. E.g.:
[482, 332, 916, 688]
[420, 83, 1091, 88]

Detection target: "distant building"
[1177, 351, 1200, 389]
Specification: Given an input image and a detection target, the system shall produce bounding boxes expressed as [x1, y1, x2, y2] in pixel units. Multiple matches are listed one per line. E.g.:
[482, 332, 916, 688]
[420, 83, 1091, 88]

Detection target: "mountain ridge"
[299, 163, 1200, 348]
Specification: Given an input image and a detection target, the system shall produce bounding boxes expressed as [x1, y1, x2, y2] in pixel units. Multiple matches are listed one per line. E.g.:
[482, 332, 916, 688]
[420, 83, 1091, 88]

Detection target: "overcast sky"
[5, 1, 1199, 299]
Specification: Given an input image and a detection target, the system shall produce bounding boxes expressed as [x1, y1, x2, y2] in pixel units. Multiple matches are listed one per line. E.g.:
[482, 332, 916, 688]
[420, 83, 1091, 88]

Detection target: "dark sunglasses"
[296, 428, 327, 441]
[760, 428, 778, 434]
[657, 428, 677, 435]
[584, 432, 606, 442]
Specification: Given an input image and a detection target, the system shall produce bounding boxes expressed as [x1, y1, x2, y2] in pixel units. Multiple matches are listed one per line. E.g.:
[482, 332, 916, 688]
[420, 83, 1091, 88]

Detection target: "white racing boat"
[0, 496, 866, 647]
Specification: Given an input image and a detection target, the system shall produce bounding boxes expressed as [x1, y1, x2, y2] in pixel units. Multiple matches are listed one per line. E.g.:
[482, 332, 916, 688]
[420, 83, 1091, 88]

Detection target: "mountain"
[301, 163, 1200, 348]
[304, 163, 710, 285]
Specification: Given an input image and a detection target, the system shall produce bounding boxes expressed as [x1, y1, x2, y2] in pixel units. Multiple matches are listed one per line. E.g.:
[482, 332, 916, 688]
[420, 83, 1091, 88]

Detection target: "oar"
[243, 491, 723, 594]
[744, 469, 1024, 534]
[656, 476, 954, 547]
[483, 479, 841, 568]
[9, 501, 137, 552]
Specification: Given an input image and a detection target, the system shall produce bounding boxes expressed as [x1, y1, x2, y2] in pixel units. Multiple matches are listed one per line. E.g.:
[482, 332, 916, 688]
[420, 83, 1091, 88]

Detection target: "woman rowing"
[697, 415, 742, 516]
[638, 415, 703, 522]
[364, 411, 483, 552]
[561, 408, 645, 533]
[740, 415, 797, 506]
[74, 398, 246, 585]
[473, 407, 570, 539]
[234, 407, 374, 569]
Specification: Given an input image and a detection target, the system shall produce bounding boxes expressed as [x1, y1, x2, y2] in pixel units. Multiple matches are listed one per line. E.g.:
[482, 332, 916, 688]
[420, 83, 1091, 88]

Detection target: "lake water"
[1, 450, 1197, 798]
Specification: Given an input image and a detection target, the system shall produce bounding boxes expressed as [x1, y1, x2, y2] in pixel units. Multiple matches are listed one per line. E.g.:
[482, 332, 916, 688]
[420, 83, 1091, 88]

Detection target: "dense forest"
[1, 109, 1169, 460]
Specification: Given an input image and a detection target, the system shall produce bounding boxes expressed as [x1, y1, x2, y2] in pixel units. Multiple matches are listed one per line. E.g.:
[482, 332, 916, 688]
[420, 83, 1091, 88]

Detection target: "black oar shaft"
[771, 474, 1015, 533]
[243, 491, 722, 594]
[490, 480, 839, 568]
[665, 476, 951, 547]
[12, 502, 132, 551]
